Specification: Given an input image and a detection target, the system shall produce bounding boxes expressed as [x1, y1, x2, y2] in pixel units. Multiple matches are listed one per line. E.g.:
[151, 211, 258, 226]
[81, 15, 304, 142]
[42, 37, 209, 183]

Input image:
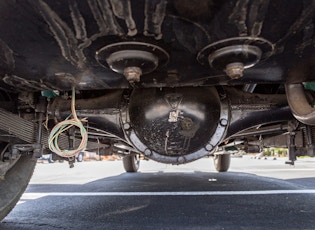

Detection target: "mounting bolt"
[144, 148, 152, 156]
[124, 66, 142, 83]
[123, 123, 131, 130]
[205, 144, 213, 151]
[220, 119, 228, 126]
[225, 62, 244, 79]
[178, 156, 185, 163]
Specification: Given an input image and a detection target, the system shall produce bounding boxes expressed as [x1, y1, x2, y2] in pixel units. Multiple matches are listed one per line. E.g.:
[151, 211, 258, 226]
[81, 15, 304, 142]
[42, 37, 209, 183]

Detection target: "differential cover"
[123, 87, 229, 164]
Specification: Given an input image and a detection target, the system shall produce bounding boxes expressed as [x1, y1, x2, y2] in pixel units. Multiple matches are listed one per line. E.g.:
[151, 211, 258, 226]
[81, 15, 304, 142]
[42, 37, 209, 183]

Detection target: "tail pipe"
[285, 83, 315, 125]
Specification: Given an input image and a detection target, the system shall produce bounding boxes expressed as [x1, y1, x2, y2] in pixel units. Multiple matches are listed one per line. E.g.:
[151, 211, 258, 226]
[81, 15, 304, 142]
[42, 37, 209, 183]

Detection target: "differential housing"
[122, 87, 229, 164]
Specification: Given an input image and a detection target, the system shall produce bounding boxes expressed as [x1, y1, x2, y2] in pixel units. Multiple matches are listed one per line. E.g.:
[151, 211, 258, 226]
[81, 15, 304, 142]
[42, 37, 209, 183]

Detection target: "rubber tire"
[214, 154, 231, 172]
[0, 154, 36, 221]
[76, 152, 84, 162]
[123, 154, 140, 172]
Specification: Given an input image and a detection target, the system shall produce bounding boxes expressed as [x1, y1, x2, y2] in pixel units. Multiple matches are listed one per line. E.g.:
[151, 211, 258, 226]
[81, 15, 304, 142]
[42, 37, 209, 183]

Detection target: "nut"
[123, 66, 142, 83]
[225, 62, 244, 79]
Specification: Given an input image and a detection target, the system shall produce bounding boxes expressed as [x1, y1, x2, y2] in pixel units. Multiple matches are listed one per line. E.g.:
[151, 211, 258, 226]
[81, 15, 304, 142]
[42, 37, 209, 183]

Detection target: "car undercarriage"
[1, 0, 315, 220]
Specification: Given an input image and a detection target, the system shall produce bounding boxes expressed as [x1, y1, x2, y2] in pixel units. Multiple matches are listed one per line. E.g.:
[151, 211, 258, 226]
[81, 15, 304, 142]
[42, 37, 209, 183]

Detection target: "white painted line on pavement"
[235, 169, 315, 172]
[17, 201, 26, 205]
[20, 190, 315, 199]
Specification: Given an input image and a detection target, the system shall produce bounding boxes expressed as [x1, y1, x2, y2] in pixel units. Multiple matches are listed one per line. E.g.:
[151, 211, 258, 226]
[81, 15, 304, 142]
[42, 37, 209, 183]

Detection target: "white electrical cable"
[48, 86, 88, 158]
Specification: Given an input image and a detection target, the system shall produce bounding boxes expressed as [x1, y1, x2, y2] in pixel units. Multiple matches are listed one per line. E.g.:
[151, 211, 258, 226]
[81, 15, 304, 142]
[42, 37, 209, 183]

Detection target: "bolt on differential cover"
[96, 41, 169, 82]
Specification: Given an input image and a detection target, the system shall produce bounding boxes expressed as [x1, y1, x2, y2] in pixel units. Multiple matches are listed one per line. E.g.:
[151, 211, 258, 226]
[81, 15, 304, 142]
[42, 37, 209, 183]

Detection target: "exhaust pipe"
[285, 83, 315, 125]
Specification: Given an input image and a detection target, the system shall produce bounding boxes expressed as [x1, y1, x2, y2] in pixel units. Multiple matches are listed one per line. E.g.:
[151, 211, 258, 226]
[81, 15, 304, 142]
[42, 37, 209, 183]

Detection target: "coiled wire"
[48, 86, 88, 158]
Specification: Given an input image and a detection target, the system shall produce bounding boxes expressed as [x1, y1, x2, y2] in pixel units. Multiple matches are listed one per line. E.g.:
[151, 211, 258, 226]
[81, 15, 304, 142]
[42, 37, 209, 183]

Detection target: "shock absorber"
[305, 125, 315, 157]
[286, 121, 298, 165]
[33, 96, 47, 158]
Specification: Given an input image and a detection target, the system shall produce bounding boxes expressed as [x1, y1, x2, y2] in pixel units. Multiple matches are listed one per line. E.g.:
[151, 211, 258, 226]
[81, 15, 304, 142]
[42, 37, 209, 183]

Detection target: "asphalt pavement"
[1, 156, 315, 229]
